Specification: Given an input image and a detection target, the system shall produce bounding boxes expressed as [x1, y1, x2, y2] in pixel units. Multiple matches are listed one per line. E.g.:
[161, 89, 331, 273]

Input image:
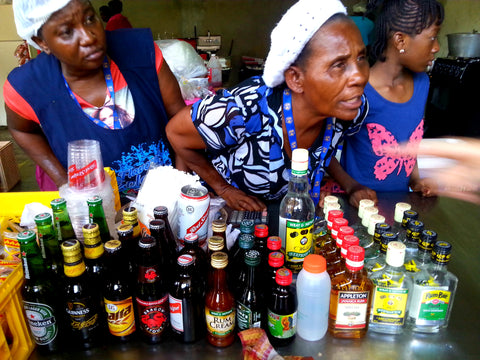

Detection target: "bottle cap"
[82, 223, 100, 238]
[138, 236, 156, 249]
[211, 251, 228, 269]
[385, 241, 406, 267]
[212, 219, 227, 232]
[50, 197, 67, 210]
[275, 267, 293, 286]
[34, 212, 52, 225]
[406, 220, 424, 242]
[374, 223, 391, 244]
[419, 230, 437, 252]
[402, 210, 418, 229]
[394, 202, 412, 223]
[332, 218, 348, 239]
[367, 214, 385, 236]
[61, 239, 86, 276]
[361, 206, 378, 227]
[358, 199, 375, 219]
[117, 224, 133, 236]
[254, 224, 268, 238]
[149, 219, 165, 231]
[104, 240, 122, 253]
[208, 236, 224, 252]
[245, 249, 261, 266]
[238, 234, 255, 249]
[341, 235, 359, 258]
[17, 230, 37, 243]
[267, 236, 282, 251]
[346, 245, 365, 271]
[240, 219, 255, 234]
[323, 195, 339, 207]
[177, 254, 194, 267]
[87, 195, 103, 205]
[291, 148, 309, 173]
[324, 202, 341, 223]
[184, 233, 199, 244]
[302, 254, 326, 273]
[122, 206, 137, 222]
[380, 232, 398, 254]
[337, 225, 354, 248]
[431, 241, 452, 265]
[268, 251, 284, 268]
[327, 209, 344, 229]
[153, 205, 169, 217]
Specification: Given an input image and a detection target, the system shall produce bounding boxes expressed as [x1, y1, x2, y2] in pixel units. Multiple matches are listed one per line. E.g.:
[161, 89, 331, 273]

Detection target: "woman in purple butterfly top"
[327, 0, 444, 207]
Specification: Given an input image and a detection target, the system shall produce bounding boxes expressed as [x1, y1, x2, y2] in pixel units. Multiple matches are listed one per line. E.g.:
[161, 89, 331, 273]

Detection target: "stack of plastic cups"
[61, 139, 116, 241]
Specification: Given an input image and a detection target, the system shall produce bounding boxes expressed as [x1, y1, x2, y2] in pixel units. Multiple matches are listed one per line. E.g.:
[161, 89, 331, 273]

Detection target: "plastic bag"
[155, 39, 212, 101]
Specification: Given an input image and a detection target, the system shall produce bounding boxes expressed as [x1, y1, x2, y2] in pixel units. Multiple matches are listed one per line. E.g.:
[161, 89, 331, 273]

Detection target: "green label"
[236, 301, 261, 330]
[23, 301, 58, 345]
[410, 285, 450, 324]
[267, 310, 297, 338]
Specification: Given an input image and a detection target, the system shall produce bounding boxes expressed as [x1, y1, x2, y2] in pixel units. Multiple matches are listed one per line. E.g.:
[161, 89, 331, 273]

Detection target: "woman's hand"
[216, 184, 267, 211]
[347, 183, 377, 208]
[410, 177, 438, 197]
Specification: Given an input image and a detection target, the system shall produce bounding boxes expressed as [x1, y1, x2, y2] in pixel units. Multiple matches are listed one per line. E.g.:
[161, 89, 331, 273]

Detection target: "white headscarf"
[262, 0, 347, 88]
[13, 0, 72, 50]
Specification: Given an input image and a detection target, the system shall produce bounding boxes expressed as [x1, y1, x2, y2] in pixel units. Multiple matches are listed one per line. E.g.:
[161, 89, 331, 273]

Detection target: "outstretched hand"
[348, 184, 378, 208]
[217, 185, 267, 211]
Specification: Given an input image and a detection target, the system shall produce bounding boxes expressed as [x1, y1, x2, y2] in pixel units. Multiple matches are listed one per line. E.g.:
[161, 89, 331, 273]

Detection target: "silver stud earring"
[399, 49, 405, 54]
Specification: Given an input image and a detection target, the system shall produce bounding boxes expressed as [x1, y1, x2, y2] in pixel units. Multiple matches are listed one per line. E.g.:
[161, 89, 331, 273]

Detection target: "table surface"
[29, 192, 480, 360]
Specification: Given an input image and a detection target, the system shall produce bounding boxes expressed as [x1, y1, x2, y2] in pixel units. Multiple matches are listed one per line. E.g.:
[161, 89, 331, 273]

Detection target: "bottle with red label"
[135, 235, 170, 344]
[103, 240, 136, 343]
[169, 254, 205, 343]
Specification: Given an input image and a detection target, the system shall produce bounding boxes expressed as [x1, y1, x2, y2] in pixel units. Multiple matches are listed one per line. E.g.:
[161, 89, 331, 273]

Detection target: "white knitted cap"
[263, 0, 347, 88]
[13, 0, 72, 50]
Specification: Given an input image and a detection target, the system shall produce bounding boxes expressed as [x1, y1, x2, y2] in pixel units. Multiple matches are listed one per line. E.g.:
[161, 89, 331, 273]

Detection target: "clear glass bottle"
[34, 212, 63, 278]
[329, 246, 373, 339]
[403, 220, 425, 271]
[405, 229, 437, 275]
[358, 214, 385, 249]
[353, 206, 378, 239]
[365, 231, 398, 275]
[364, 222, 391, 263]
[369, 241, 413, 334]
[407, 241, 458, 333]
[390, 202, 412, 235]
[396, 210, 419, 242]
[50, 197, 75, 243]
[279, 148, 315, 273]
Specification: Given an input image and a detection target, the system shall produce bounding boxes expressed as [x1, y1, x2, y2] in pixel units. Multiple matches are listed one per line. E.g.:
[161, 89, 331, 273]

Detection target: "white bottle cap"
[325, 202, 341, 224]
[358, 199, 375, 219]
[291, 148, 309, 173]
[385, 241, 406, 267]
[361, 206, 378, 227]
[394, 202, 411, 223]
[323, 195, 339, 207]
[367, 214, 385, 236]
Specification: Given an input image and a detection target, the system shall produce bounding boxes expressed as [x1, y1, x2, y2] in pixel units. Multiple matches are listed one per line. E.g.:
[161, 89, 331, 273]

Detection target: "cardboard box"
[0, 141, 21, 192]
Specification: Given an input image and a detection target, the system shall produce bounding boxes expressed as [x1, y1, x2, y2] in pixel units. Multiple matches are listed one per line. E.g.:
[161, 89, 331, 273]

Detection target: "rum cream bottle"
[278, 148, 315, 273]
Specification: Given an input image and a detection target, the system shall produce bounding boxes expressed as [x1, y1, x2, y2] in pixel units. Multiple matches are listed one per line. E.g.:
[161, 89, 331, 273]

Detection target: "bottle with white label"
[278, 148, 315, 273]
[369, 241, 413, 334]
[407, 241, 458, 333]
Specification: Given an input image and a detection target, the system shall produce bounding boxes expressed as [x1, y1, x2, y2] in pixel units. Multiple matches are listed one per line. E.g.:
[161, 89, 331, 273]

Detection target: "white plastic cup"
[67, 139, 105, 190]
[296, 254, 331, 341]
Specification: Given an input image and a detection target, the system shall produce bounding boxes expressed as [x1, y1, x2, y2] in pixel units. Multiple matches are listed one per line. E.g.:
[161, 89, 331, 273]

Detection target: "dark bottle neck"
[20, 243, 48, 281]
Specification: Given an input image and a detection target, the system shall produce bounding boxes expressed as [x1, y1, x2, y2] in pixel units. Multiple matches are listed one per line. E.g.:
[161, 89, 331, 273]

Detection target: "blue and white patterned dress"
[191, 76, 368, 201]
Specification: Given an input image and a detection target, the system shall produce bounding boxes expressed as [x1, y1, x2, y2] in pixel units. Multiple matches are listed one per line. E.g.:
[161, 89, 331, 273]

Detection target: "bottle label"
[136, 295, 169, 336]
[65, 298, 99, 332]
[83, 242, 104, 260]
[331, 290, 369, 329]
[409, 285, 450, 324]
[104, 297, 136, 337]
[371, 287, 409, 326]
[205, 307, 235, 336]
[285, 219, 314, 270]
[236, 301, 261, 330]
[64, 261, 86, 278]
[138, 265, 159, 283]
[267, 309, 297, 339]
[169, 295, 184, 333]
[23, 301, 58, 345]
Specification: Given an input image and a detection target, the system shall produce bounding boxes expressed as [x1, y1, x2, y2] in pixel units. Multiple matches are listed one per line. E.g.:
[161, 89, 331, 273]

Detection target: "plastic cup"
[67, 139, 105, 190]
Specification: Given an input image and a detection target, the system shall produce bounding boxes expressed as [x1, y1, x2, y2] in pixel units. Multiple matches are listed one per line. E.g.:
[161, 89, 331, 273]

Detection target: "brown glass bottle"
[205, 252, 235, 347]
[116, 224, 137, 286]
[267, 251, 285, 290]
[329, 246, 373, 339]
[153, 205, 178, 254]
[329, 234, 359, 279]
[149, 219, 175, 270]
[122, 206, 142, 243]
[254, 224, 269, 259]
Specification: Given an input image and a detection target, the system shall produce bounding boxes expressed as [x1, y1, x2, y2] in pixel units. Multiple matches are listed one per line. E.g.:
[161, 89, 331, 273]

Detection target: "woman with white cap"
[166, 0, 369, 211]
[4, 0, 185, 194]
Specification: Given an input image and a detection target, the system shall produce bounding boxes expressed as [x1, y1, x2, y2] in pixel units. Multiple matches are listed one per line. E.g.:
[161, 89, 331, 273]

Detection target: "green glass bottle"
[18, 230, 64, 354]
[87, 195, 110, 243]
[50, 198, 75, 243]
[34, 212, 63, 278]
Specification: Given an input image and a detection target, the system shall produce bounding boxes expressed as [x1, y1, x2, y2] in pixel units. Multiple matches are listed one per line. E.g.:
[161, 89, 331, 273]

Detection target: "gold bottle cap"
[123, 206, 138, 222]
[61, 239, 86, 277]
[105, 240, 122, 251]
[117, 224, 133, 234]
[82, 223, 100, 238]
[211, 219, 227, 232]
[210, 251, 228, 269]
[208, 236, 224, 252]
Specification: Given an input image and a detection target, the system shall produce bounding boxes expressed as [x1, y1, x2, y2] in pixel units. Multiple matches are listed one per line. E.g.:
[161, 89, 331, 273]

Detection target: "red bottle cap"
[267, 236, 282, 251]
[341, 235, 359, 258]
[184, 233, 199, 243]
[254, 224, 269, 238]
[302, 254, 326, 273]
[346, 245, 365, 272]
[337, 225, 355, 248]
[331, 218, 348, 239]
[268, 251, 284, 268]
[327, 210, 344, 229]
[275, 267, 292, 286]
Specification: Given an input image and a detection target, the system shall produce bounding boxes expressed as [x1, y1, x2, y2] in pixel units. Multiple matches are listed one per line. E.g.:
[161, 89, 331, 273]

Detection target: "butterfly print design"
[367, 120, 423, 181]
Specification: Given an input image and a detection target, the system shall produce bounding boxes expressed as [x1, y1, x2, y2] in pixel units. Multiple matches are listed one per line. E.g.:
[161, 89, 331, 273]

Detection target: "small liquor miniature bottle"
[364, 222, 391, 263]
[329, 234, 359, 279]
[405, 229, 437, 275]
[357, 214, 385, 249]
[403, 220, 425, 272]
[364, 231, 398, 275]
[390, 202, 412, 235]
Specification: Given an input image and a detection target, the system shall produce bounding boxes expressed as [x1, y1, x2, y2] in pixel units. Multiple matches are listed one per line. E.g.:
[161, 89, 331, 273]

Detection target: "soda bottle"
[122, 206, 142, 244]
[153, 205, 178, 253]
[150, 219, 175, 270]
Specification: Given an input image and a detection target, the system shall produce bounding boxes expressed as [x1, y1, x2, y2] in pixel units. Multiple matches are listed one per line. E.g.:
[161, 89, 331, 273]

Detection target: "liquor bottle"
[369, 241, 413, 334]
[329, 246, 373, 338]
[331, 218, 349, 255]
[253, 224, 269, 259]
[265, 236, 282, 267]
[82, 223, 106, 311]
[122, 206, 142, 244]
[329, 234, 360, 279]
[353, 206, 378, 240]
[153, 205, 178, 253]
[169, 254, 206, 343]
[135, 236, 170, 344]
[50, 198, 75, 242]
[364, 222, 391, 263]
[297, 254, 331, 341]
[364, 231, 398, 275]
[229, 233, 255, 290]
[207, 235, 226, 258]
[205, 252, 236, 347]
[396, 210, 419, 242]
[34, 212, 63, 278]
[266, 251, 285, 290]
[390, 202, 412, 235]
[116, 224, 137, 286]
[103, 240, 136, 343]
[335, 224, 354, 258]
[267, 268, 297, 346]
[61, 239, 104, 349]
[18, 230, 64, 354]
[87, 195, 111, 243]
[150, 219, 175, 270]
[357, 214, 385, 249]
[403, 220, 425, 271]
[279, 148, 315, 273]
[179, 233, 208, 292]
[407, 241, 458, 333]
[405, 229, 437, 275]
[315, 209, 343, 258]
[211, 220, 227, 251]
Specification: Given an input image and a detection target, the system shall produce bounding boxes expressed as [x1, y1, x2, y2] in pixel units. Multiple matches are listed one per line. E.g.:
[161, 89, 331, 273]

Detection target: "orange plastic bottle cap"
[303, 254, 326, 273]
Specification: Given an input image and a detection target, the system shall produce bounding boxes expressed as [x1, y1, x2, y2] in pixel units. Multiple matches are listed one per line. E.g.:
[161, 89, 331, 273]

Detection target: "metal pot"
[447, 33, 480, 58]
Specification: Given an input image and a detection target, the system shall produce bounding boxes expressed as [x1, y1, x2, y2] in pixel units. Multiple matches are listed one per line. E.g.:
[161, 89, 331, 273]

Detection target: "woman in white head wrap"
[4, 0, 185, 193]
[167, 0, 369, 211]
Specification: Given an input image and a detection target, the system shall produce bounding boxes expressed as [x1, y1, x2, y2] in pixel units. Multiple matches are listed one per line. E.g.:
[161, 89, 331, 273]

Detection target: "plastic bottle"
[296, 254, 331, 341]
[207, 53, 222, 88]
